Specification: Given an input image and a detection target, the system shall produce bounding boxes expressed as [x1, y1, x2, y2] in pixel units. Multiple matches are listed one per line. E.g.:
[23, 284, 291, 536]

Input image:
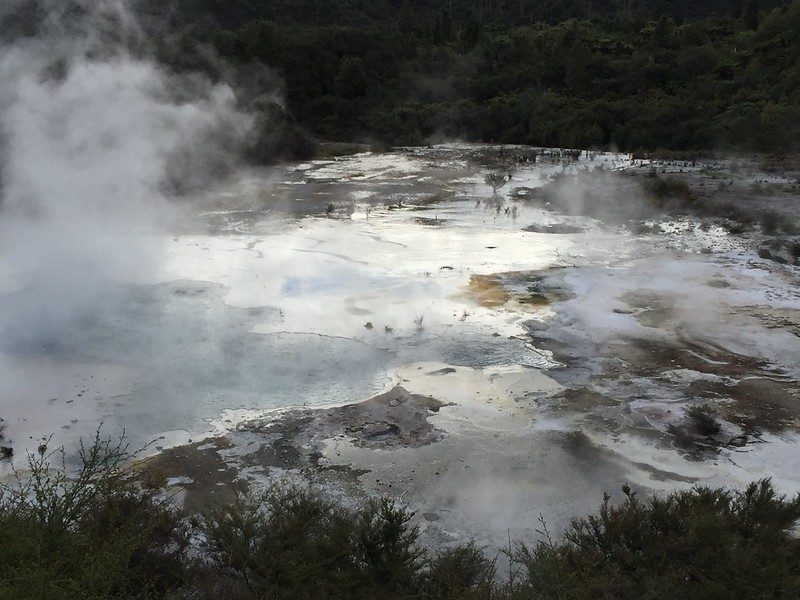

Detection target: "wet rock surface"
[134, 385, 450, 510]
[526, 266, 800, 459]
[9, 146, 799, 554]
[135, 437, 247, 513]
[246, 385, 447, 454]
[131, 151, 800, 552]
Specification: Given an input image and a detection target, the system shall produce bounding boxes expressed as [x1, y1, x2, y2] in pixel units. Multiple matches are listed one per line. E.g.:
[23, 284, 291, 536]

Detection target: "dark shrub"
[510, 479, 800, 600]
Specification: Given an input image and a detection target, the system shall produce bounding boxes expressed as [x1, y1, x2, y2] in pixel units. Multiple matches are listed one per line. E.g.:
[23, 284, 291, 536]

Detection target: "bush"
[644, 176, 693, 202]
[509, 479, 800, 600]
[761, 211, 780, 235]
[0, 432, 190, 599]
[685, 404, 722, 436]
[3, 435, 799, 600]
[424, 542, 496, 599]
[201, 484, 359, 599]
[200, 484, 428, 599]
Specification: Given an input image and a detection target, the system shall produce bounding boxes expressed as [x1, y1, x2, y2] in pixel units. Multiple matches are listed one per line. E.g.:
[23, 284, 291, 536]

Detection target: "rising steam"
[0, 0, 251, 344]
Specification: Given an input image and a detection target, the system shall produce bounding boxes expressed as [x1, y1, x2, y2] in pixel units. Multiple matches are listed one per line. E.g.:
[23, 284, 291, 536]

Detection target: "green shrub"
[760, 211, 780, 235]
[201, 484, 358, 599]
[3, 434, 799, 600]
[685, 404, 722, 436]
[509, 479, 800, 600]
[423, 542, 496, 599]
[200, 484, 428, 599]
[0, 432, 190, 599]
[644, 176, 693, 202]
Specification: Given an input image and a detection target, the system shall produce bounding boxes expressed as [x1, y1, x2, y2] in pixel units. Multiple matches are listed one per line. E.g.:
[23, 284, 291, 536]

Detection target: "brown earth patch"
[323, 386, 448, 449]
[614, 337, 767, 378]
[737, 306, 800, 338]
[464, 269, 569, 309]
[466, 274, 509, 307]
[518, 294, 550, 306]
[134, 437, 247, 513]
[723, 377, 800, 433]
[553, 388, 619, 412]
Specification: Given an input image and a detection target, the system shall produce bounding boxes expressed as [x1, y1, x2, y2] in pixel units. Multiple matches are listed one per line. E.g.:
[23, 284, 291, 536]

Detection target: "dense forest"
[140, 0, 800, 159]
[2, 0, 799, 160]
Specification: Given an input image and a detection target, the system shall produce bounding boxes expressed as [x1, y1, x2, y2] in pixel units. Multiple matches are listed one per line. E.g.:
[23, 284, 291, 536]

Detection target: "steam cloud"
[0, 0, 251, 344]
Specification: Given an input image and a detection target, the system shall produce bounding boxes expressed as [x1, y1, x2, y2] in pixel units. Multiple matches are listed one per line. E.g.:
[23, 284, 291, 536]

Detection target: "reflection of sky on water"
[0, 145, 644, 458]
[2, 144, 799, 508]
[0, 279, 393, 451]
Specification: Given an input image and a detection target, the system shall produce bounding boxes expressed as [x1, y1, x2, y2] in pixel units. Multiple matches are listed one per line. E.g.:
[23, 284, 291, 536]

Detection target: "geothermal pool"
[0, 152, 572, 449]
[0, 145, 619, 454]
[1, 145, 799, 545]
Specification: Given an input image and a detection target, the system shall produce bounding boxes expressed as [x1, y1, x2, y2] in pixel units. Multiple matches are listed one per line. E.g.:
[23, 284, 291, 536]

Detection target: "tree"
[398, 0, 417, 36]
[459, 13, 482, 50]
[434, 8, 454, 44]
[335, 56, 370, 99]
[743, 0, 760, 29]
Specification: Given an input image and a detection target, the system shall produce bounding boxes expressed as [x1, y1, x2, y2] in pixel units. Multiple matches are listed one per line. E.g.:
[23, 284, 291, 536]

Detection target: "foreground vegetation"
[1, 435, 799, 599]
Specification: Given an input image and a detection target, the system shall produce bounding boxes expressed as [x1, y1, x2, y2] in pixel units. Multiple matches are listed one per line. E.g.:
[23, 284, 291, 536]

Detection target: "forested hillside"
[4, 0, 800, 159]
[137, 0, 786, 28]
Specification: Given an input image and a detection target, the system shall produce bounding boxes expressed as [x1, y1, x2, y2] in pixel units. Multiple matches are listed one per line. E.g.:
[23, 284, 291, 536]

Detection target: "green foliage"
[643, 175, 694, 204]
[761, 209, 781, 234]
[335, 56, 370, 100]
[200, 484, 426, 599]
[758, 209, 800, 235]
[743, 0, 761, 30]
[201, 484, 355, 598]
[509, 479, 800, 600]
[358, 497, 425, 590]
[685, 404, 722, 436]
[459, 15, 482, 51]
[2, 434, 799, 599]
[156, 0, 800, 153]
[245, 100, 317, 164]
[0, 432, 190, 599]
[425, 542, 496, 599]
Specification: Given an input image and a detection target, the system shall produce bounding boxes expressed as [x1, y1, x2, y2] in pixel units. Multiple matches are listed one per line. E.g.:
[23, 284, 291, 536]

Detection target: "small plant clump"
[0, 420, 11, 459]
[643, 175, 694, 206]
[485, 171, 509, 195]
[685, 404, 722, 436]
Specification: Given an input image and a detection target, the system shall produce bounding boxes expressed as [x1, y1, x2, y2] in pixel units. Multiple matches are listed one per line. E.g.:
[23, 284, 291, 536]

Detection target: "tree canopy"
[4, 0, 799, 159]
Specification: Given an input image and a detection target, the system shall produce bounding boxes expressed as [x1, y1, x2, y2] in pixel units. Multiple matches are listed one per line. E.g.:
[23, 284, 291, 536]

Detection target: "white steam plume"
[0, 0, 251, 343]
